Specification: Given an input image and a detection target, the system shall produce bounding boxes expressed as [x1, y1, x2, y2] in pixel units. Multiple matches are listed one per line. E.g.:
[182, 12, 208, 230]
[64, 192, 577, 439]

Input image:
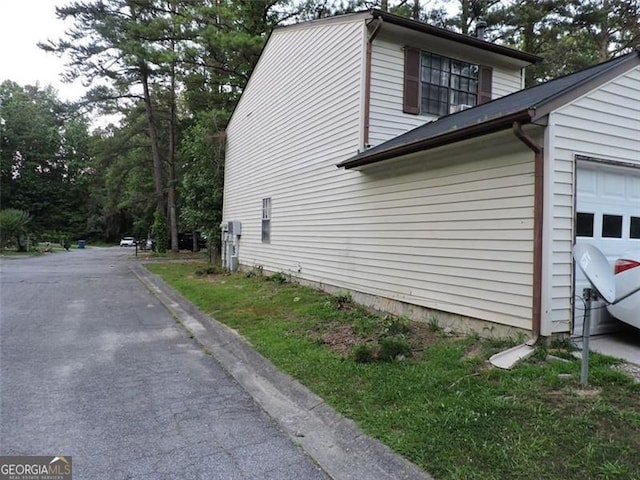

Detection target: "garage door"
[574, 159, 640, 336]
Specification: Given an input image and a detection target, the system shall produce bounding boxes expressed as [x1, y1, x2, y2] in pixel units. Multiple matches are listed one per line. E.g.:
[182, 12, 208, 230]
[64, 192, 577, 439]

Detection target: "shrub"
[381, 315, 410, 335]
[195, 266, 222, 276]
[246, 265, 264, 278]
[334, 291, 353, 310]
[427, 315, 441, 332]
[269, 272, 288, 284]
[352, 343, 375, 364]
[378, 335, 412, 362]
[0, 209, 31, 251]
[151, 210, 168, 253]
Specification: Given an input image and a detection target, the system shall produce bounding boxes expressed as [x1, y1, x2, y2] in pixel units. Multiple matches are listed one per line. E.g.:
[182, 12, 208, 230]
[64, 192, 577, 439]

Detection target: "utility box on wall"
[222, 220, 242, 272]
[228, 221, 242, 236]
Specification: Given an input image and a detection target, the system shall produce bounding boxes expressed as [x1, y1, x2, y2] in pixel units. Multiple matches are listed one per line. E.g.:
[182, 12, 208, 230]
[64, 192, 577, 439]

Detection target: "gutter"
[512, 121, 543, 342]
[339, 109, 533, 169]
[363, 18, 383, 149]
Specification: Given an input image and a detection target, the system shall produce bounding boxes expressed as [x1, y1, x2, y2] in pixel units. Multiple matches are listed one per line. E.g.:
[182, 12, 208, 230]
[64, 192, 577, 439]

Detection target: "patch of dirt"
[321, 325, 360, 357]
[407, 321, 439, 355]
[574, 387, 602, 397]
[313, 318, 442, 359]
[463, 341, 485, 360]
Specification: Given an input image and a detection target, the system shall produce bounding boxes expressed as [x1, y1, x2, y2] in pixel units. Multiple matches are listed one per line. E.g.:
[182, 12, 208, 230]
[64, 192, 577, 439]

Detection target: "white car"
[607, 250, 640, 329]
[120, 237, 136, 247]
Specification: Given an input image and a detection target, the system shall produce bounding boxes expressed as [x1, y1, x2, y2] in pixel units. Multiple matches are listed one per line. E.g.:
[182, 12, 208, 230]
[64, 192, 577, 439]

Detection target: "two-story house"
[222, 10, 640, 340]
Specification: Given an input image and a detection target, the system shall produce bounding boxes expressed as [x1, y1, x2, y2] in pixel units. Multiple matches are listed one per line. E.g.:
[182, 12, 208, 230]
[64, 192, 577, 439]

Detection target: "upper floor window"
[421, 53, 478, 116]
[404, 48, 492, 116]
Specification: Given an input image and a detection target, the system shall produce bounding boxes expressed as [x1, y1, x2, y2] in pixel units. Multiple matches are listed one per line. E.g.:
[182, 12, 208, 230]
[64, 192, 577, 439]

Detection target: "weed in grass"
[352, 314, 379, 337]
[427, 315, 440, 332]
[598, 460, 631, 478]
[550, 336, 577, 351]
[246, 264, 264, 278]
[514, 330, 528, 344]
[334, 291, 353, 310]
[352, 343, 375, 364]
[269, 271, 288, 284]
[381, 315, 410, 335]
[195, 265, 222, 276]
[530, 345, 549, 363]
[378, 335, 412, 362]
[483, 336, 517, 354]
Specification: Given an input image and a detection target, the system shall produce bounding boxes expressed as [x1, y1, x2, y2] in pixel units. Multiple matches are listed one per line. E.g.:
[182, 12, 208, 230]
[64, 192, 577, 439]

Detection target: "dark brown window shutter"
[478, 65, 493, 104]
[403, 47, 420, 114]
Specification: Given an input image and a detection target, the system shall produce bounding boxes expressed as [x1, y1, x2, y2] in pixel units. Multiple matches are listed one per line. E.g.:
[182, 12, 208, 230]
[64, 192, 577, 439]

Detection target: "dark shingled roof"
[338, 50, 640, 169]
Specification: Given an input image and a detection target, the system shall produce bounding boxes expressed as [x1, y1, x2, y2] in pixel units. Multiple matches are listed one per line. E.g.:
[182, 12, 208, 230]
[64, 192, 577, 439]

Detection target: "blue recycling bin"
[78, 240, 86, 249]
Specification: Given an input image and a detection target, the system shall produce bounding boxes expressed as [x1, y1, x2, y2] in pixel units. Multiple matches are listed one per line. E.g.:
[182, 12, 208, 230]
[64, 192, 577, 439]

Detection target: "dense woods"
[1, 0, 638, 253]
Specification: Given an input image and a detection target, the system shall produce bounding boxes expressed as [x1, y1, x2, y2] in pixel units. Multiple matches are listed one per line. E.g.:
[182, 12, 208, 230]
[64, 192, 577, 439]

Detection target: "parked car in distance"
[607, 250, 640, 329]
[120, 237, 136, 247]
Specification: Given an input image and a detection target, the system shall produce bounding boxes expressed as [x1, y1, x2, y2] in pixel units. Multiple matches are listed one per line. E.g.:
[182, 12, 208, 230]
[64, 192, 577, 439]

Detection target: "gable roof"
[275, 10, 541, 65]
[338, 49, 640, 169]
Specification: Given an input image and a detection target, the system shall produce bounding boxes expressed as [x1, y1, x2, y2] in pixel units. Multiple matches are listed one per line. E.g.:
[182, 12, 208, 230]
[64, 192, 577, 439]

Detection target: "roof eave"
[370, 10, 542, 64]
[531, 50, 640, 122]
[337, 109, 534, 169]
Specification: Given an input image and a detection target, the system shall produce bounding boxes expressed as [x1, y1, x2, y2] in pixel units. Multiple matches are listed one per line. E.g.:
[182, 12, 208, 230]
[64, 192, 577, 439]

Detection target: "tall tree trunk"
[140, 65, 165, 218]
[412, 1, 421, 20]
[522, 20, 536, 86]
[460, 0, 470, 35]
[192, 230, 199, 252]
[167, 55, 179, 253]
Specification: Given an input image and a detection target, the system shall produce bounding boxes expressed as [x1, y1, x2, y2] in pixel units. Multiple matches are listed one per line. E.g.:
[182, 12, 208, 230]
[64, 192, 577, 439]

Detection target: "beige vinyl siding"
[368, 36, 436, 147]
[543, 66, 640, 334]
[313, 144, 534, 328]
[225, 17, 536, 331]
[229, 82, 536, 330]
[493, 66, 523, 97]
[223, 17, 367, 266]
[368, 35, 525, 147]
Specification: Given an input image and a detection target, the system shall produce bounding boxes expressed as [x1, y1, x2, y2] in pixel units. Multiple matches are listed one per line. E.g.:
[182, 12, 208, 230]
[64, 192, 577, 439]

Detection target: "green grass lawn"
[146, 262, 640, 480]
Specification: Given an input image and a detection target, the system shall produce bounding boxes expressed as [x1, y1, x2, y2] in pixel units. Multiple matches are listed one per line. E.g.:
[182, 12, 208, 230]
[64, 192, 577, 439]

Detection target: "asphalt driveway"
[0, 247, 328, 480]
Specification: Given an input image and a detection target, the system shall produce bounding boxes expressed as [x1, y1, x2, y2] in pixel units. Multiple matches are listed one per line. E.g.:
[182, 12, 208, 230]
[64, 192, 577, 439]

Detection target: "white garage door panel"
[574, 161, 640, 336]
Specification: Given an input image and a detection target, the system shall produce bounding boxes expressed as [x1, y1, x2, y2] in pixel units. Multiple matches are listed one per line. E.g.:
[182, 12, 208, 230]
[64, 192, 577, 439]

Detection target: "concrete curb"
[131, 263, 432, 480]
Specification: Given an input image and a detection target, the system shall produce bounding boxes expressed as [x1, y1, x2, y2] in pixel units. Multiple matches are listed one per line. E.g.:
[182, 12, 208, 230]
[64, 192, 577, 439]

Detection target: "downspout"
[363, 18, 383, 149]
[513, 121, 543, 342]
